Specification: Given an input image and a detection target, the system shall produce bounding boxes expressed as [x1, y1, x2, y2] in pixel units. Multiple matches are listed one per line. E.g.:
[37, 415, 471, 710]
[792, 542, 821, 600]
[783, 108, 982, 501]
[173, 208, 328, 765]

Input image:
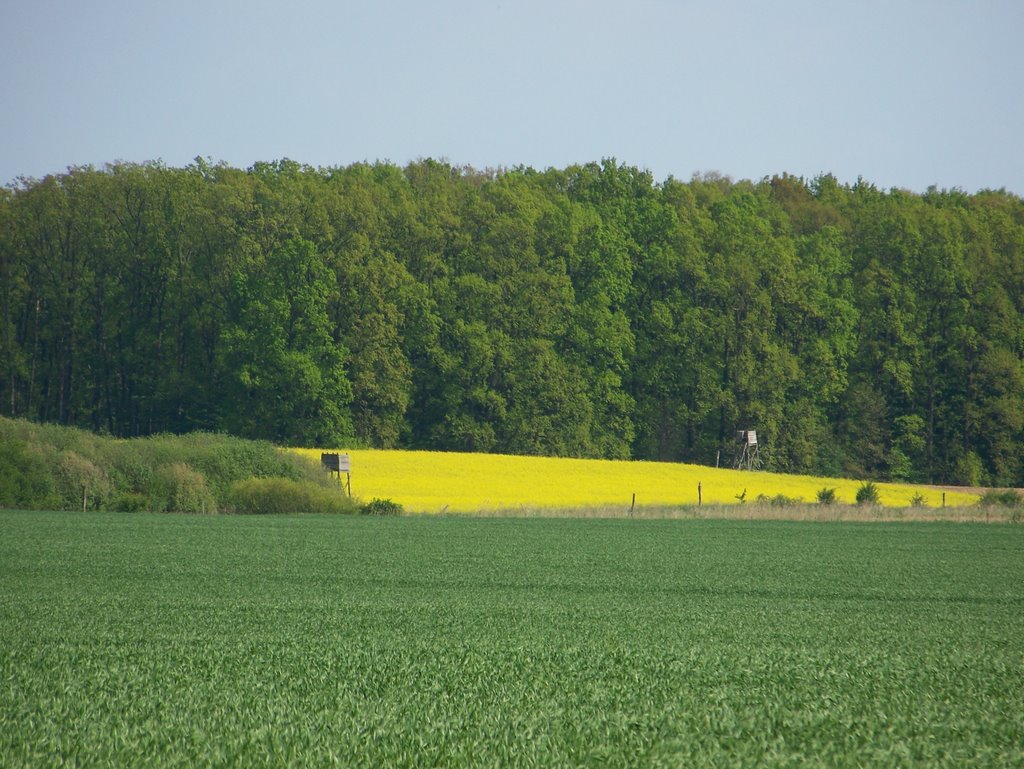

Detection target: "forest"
[1, 158, 1022, 486]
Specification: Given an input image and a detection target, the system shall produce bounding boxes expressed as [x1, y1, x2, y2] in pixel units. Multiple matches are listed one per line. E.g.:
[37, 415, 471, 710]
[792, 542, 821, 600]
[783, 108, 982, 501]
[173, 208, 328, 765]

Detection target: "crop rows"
[1, 512, 1022, 767]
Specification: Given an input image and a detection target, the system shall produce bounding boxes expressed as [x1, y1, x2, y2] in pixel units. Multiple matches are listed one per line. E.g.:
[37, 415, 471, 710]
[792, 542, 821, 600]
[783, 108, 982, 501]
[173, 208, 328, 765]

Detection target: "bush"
[816, 487, 837, 505]
[226, 477, 357, 515]
[888, 447, 912, 482]
[0, 435, 56, 509]
[953, 451, 985, 487]
[130, 432, 329, 499]
[360, 498, 404, 516]
[111, 492, 149, 512]
[0, 416, 341, 512]
[101, 443, 154, 499]
[855, 481, 880, 506]
[57, 450, 110, 511]
[978, 489, 1022, 508]
[154, 463, 217, 513]
[909, 492, 927, 507]
[756, 493, 799, 507]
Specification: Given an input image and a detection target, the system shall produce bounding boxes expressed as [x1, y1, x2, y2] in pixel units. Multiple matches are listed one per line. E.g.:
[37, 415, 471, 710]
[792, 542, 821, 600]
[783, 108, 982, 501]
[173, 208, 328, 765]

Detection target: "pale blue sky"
[2, 0, 1021, 193]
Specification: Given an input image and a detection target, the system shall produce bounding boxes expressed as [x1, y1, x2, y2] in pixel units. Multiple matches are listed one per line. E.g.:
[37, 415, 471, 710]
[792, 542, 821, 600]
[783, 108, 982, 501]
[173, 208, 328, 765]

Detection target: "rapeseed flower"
[291, 449, 979, 514]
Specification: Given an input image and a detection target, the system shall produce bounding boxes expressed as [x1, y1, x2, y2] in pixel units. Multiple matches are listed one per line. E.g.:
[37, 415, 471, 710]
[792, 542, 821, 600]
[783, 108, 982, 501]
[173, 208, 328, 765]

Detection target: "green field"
[2, 512, 1022, 767]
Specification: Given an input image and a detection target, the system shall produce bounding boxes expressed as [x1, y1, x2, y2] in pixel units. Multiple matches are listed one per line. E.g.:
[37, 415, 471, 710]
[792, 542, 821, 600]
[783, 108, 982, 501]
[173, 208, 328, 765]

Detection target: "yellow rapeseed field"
[291, 448, 980, 513]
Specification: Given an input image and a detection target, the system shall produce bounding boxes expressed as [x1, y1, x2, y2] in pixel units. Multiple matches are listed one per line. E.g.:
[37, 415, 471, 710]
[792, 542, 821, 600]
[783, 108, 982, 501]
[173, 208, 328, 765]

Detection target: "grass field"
[1, 511, 1021, 767]
[291, 448, 982, 513]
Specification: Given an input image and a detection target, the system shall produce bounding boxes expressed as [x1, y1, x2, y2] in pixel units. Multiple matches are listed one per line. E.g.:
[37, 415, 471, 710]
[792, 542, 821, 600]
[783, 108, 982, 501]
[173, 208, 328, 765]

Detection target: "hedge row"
[0, 417, 357, 514]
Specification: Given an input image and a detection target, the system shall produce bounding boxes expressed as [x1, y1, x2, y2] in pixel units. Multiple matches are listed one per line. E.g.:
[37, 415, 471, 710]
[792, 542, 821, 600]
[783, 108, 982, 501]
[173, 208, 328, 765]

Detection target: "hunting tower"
[734, 429, 763, 471]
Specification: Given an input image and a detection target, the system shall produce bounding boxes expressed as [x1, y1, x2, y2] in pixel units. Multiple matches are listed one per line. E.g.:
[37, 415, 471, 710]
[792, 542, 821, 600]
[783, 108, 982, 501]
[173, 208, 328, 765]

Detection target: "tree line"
[1, 158, 1022, 485]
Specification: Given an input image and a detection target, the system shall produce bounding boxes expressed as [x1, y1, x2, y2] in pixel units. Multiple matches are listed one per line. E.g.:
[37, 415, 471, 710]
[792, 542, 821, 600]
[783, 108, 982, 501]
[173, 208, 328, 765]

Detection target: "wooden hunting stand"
[734, 430, 763, 471]
[321, 452, 351, 496]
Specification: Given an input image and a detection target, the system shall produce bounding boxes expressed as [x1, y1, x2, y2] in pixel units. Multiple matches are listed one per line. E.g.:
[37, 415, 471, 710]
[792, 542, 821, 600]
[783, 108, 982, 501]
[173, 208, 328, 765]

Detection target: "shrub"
[0, 435, 56, 509]
[0, 417, 352, 512]
[816, 487, 837, 505]
[953, 451, 985, 487]
[909, 492, 927, 507]
[855, 481, 880, 506]
[360, 498, 404, 516]
[155, 462, 217, 514]
[134, 432, 330, 499]
[57, 450, 110, 511]
[978, 489, 1022, 508]
[226, 477, 357, 515]
[102, 443, 154, 499]
[111, 492, 149, 512]
[887, 447, 914, 483]
[756, 493, 799, 507]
